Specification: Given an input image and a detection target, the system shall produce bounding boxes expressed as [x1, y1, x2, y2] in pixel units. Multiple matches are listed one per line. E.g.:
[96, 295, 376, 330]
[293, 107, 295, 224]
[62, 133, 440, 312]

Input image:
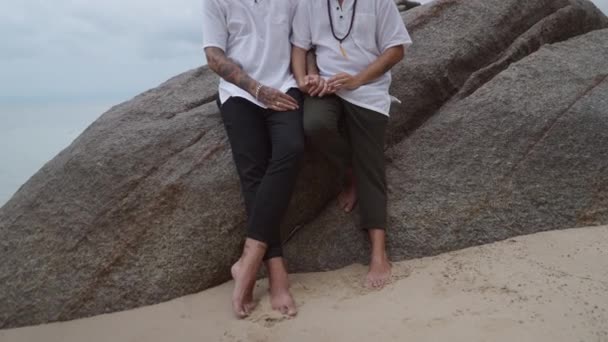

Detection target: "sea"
[0, 100, 120, 206]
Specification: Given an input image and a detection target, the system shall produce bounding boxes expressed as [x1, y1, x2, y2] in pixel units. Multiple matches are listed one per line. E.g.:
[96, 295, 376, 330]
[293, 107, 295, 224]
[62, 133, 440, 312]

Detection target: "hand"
[327, 73, 362, 91]
[302, 74, 336, 97]
[304, 75, 326, 97]
[257, 85, 299, 111]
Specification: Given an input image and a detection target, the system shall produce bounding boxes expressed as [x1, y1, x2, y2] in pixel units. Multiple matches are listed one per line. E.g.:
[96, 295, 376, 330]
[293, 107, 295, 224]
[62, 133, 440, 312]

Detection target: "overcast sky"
[0, 0, 203, 104]
[0, 0, 606, 105]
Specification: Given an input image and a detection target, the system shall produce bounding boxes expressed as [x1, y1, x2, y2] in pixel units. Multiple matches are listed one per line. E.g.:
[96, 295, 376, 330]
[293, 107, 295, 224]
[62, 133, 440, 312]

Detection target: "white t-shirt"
[202, 0, 298, 107]
[292, 0, 412, 115]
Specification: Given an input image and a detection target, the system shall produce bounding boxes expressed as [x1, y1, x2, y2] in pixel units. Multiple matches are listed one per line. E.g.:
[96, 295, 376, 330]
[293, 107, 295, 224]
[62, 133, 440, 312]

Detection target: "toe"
[280, 305, 289, 315]
[234, 307, 248, 319]
[245, 301, 257, 312]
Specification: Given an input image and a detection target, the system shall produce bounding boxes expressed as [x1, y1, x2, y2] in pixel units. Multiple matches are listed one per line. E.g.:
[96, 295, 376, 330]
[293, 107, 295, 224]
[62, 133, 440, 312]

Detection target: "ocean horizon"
[0, 100, 121, 206]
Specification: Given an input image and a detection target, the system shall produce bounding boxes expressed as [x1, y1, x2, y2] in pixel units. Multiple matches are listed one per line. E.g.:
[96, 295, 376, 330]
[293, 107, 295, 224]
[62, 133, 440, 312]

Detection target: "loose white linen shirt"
[202, 0, 298, 107]
[292, 0, 412, 116]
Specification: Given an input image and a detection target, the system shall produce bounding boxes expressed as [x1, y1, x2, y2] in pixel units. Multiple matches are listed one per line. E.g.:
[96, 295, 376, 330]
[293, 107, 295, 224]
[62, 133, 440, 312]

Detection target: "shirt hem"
[336, 94, 390, 116]
[381, 40, 413, 53]
[202, 43, 226, 52]
[291, 40, 312, 51]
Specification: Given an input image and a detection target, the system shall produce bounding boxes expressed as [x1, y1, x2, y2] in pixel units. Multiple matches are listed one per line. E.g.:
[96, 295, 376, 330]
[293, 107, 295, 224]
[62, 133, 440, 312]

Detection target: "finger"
[279, 93, 299, 109]
[319, 82, 329, 97]
[279, 97, 298, 111]
[310, 85, 322, 97]
[327, 77, 346, 89]
[272, 99, 294, 112]
[328, 73, 347, 82]
[329, 83, 342, 92]
[309, 81, 323, 97]
[272, 102, 290, 112]
[304, 76, 313, 86]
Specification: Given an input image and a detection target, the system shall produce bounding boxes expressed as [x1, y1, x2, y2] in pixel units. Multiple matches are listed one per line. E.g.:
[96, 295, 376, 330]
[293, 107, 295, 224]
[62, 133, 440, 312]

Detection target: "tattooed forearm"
[205, 47, 258, 95]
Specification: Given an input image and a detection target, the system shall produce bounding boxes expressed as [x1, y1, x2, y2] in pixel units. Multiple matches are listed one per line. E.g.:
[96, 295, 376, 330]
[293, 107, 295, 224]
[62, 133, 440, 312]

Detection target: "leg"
[249, 88, 305, 259]
[266, 257, 297, 316]
[256, 89, 306, 315]
[342, 101, 391, 289]
[303, 95, 357, 212]
[220, 97, 270, 317]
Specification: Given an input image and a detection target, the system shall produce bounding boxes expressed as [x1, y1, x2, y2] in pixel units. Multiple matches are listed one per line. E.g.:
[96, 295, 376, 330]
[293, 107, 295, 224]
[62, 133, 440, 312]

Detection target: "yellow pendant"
[339, 43, 349, 59]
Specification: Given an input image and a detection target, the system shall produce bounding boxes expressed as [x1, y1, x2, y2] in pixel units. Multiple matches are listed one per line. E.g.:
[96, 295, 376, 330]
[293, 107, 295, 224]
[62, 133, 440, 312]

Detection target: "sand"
[2, 225, 607, 342]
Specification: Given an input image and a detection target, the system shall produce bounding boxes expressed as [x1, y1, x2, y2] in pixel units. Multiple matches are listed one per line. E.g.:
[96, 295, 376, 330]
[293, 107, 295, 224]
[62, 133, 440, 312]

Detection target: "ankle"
[371, 249, 388, 262]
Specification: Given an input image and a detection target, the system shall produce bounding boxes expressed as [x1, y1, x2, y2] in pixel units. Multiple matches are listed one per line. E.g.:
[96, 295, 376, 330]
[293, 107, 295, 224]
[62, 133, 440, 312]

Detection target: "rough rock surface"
[285, 29, 608, 271]
[0, 0, 607, 329]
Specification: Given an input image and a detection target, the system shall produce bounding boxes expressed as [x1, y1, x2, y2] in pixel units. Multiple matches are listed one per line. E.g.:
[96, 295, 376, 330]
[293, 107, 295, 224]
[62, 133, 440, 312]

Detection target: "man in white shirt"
[292, 0, 412, 288]
[202, 0, 303, 318]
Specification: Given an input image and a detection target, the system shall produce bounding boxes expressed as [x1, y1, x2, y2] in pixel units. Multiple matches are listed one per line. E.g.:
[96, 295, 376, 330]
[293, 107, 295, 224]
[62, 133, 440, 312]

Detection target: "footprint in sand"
[250, 313, 290, 328]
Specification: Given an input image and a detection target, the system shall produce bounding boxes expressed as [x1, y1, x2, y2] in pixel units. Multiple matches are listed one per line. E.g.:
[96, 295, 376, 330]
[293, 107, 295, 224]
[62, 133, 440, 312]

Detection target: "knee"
[303, 113, 333, 138]
[274, 135, 305, 163]
[285, 135, 305, 159]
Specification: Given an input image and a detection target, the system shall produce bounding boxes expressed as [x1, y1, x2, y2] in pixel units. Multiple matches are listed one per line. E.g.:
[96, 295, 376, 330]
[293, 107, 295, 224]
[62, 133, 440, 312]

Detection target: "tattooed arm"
[205, 47, 257, 97]
[205, 47, 298, 111]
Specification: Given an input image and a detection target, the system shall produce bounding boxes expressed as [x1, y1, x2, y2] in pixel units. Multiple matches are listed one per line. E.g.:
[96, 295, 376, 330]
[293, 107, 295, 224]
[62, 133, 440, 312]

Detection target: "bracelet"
[254, 83, 264, 100]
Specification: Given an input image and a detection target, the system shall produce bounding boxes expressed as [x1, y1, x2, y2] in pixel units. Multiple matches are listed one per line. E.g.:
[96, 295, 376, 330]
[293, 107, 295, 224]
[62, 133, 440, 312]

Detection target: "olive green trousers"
[303, 95, 388, 230]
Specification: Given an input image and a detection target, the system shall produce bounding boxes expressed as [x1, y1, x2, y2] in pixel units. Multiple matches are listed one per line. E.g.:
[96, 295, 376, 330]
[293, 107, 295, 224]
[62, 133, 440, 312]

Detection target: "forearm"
[205, 47, 258, 95]
[306, 49, 320, 75]
[291, 46, 309, 85]
[355, 45, 406, 86]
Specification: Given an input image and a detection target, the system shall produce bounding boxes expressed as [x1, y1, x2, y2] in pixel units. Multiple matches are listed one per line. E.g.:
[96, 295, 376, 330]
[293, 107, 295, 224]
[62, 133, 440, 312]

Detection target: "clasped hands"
[298, 73, 362, 97]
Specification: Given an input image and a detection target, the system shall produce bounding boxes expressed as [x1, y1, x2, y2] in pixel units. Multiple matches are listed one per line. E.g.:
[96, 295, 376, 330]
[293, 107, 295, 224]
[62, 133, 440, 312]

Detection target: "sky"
[0, 0, 606, 105]
[0, 0, 203, 105]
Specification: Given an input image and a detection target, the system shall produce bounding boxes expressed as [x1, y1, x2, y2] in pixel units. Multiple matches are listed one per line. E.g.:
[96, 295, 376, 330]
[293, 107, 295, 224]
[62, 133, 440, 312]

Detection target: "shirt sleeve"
[202, 0, 228, 51]
[376, 0, 413, 53]
[291, 0, 312, 50]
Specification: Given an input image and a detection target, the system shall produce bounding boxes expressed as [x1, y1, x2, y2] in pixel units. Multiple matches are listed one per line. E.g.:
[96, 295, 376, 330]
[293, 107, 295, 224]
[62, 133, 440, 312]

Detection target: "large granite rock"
[0, 0, 607, 329]
[0, 72, 339, 328]
[285, 29, 608, 270]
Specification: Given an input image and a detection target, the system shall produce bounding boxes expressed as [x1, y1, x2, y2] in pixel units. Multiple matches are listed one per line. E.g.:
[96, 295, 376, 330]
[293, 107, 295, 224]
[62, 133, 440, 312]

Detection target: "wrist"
[253, 83, 264, 100]
[297, 77, 307, 87]
[353, 74, 365, 87]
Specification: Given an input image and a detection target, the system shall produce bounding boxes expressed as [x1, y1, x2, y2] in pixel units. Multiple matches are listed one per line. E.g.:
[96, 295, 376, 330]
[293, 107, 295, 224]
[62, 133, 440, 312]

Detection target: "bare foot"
[270, 288, 297, 317]
[231, 240, 266, 318]
[365, 253, 392, 289]
[231, 260, 257, 318]
[338, 169, 357, 213]
[267, 258, 297, 317]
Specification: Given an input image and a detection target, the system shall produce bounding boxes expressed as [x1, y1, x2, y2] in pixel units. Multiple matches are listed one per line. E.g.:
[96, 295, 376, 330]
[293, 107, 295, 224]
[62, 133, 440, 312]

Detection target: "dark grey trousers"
[303, 95, 388, 230]
[219, 89, 305, 260]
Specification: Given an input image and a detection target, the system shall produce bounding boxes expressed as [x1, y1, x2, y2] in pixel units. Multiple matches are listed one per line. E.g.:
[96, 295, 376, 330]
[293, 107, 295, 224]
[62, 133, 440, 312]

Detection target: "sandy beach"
[2, 225, 607, 342]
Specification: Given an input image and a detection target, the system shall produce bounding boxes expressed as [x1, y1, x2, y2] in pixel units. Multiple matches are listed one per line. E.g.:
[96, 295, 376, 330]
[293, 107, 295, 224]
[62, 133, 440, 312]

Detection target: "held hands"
[257, 85, 299, 111]
[327, 72, 362, 91]
[298, 74, 335, 97]
[298, 73, 363, 97]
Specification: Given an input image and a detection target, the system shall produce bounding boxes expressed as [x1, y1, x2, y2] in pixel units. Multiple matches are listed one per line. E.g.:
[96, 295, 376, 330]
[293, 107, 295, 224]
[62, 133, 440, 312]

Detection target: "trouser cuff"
[361, 222, 387, 231]
[263, 247, 283, 261]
